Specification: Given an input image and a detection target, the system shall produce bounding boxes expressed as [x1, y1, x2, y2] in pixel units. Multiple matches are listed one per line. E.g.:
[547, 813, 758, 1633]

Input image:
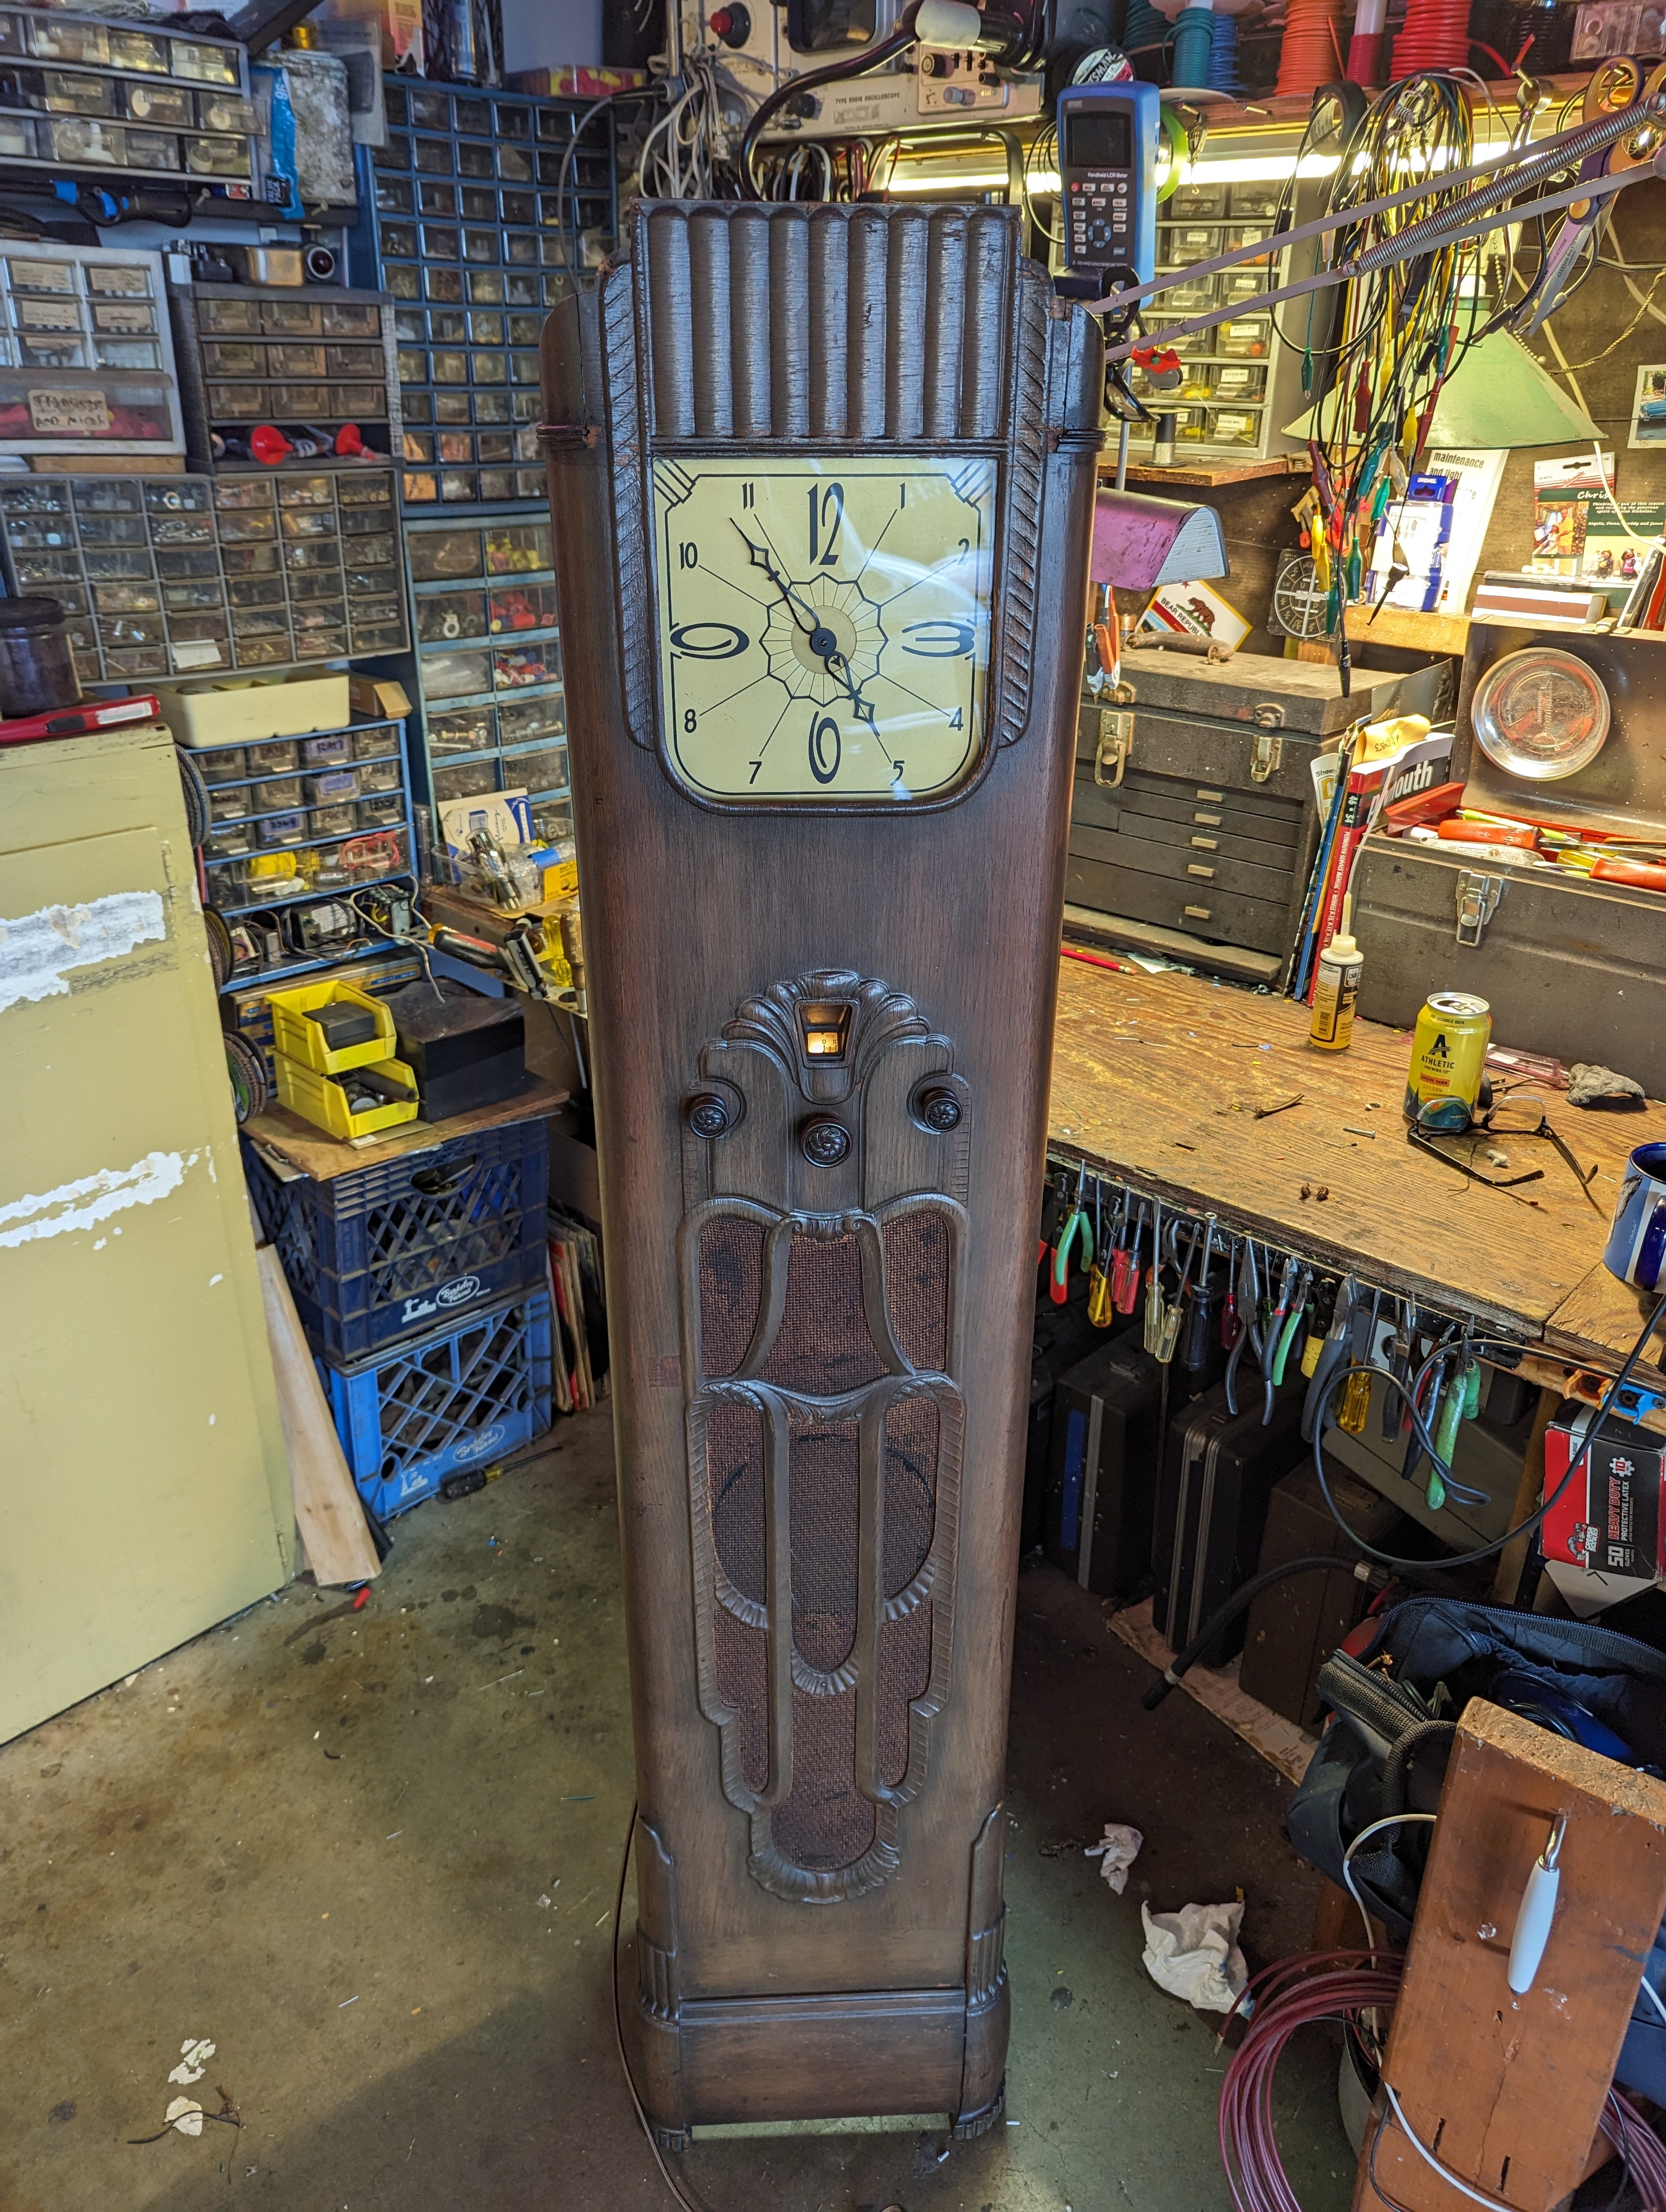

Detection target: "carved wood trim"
[678, 967, 972, 1903]
[991, 265, 1052, 750]
[598, 201, 1081, 812]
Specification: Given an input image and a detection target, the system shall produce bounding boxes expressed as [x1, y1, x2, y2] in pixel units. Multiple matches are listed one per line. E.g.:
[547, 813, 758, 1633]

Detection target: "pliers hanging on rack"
[1050, 1160, 1093, 1307]
[1302, 1274, 1357, 1442]
[1262, 1255, 1305, 1425]
[1223, 1237, 1263, 1417]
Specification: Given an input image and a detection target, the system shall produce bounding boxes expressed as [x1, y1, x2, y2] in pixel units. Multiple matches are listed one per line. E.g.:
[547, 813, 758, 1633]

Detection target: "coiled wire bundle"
[1220, 1950, 1666, 2212]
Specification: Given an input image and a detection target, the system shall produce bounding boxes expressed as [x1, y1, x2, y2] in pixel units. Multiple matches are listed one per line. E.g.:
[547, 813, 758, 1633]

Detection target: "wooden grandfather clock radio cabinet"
[540, 200, 1102, 2144]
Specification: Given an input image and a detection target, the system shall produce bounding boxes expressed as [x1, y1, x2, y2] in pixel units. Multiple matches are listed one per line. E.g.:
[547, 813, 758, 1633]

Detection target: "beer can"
[1405, 993, 1491, 1129]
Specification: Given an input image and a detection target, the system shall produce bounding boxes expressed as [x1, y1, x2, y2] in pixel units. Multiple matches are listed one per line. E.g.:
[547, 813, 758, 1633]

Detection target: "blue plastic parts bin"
[322, 1289, 554, 1519]
[242, 1115, 549, 1366]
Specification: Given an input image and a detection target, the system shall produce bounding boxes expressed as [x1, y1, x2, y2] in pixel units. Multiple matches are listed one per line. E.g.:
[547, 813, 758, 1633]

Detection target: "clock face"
[650, 453, 997, 805]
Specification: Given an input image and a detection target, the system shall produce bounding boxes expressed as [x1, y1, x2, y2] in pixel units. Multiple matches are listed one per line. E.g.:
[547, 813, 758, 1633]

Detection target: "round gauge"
[1471, 648, 1611, 781]
[1271, 551, 1333, 640]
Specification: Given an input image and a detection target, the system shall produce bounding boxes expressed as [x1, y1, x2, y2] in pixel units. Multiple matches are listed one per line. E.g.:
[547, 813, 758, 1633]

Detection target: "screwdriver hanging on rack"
[1087, 1176, 1114, 1327]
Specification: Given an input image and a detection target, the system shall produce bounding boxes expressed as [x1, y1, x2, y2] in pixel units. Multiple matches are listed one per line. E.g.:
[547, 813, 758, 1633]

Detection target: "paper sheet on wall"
[1368, 448, 1505, 614]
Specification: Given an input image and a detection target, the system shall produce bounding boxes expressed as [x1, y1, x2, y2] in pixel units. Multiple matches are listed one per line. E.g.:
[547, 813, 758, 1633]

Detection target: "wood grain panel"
[1356, 1701, 1666, 2212]
[1047, 959, 1666, 1341]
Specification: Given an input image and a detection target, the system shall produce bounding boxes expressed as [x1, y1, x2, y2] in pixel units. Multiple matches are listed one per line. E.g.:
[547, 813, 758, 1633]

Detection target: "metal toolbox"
[1353, 625, 1666, 1096]
[1067, 652, 1441, 969]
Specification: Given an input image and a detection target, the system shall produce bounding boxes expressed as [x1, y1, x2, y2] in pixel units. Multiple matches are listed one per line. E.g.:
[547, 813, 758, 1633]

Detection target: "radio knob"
[800, 1117, 851, 1167]
[917, 1086, 962, 1133]
[686, 1091, 733, 1139]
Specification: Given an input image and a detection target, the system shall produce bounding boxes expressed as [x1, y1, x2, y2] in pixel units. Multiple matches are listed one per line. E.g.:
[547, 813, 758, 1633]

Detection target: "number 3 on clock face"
[651, 453, 997, 805]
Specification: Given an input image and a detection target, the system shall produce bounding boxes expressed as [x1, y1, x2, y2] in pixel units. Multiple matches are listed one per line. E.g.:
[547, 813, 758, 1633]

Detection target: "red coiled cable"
[1275, 0, 1346, 96]
[1389, 0, 1472, 78]
[1218, 1949, 1666, 2212]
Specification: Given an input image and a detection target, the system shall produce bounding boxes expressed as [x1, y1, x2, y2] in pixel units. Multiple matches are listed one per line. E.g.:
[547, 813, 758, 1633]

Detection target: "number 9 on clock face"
[651, 453, 996, 804]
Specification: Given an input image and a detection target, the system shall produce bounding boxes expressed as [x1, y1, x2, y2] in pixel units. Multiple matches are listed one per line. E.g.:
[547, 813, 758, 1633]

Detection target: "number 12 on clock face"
[651, 454, 997, 805]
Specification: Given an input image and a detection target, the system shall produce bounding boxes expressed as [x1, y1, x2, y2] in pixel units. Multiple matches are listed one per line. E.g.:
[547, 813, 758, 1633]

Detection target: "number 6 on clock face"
[651, 453, 997, 805]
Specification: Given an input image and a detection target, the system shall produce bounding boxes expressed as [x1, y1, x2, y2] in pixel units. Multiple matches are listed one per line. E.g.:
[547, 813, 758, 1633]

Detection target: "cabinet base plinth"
[621, 1974, 1009, 2142]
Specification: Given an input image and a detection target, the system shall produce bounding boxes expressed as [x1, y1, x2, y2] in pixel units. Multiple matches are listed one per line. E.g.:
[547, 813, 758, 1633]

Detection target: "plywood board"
[1047, 959, 1666, 1340]
[257, 1247, 379, 1588]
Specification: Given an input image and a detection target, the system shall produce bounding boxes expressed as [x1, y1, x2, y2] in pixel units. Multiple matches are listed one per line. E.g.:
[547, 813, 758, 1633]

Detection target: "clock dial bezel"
[642, 440, 1000, 814]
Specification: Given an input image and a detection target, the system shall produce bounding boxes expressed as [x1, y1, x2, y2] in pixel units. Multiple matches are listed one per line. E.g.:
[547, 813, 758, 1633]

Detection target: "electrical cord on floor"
[1342, 1812, 1437, 1951]
[1144, 1293, 1666, 1712]
[612, 1803, 710, 2212]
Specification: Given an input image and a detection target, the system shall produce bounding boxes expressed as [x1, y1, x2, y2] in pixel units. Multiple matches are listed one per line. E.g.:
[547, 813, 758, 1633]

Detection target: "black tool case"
[1067, 653, 1444, 973]
[1151, 1381, 1309, 1667]
[1353, 625, 1666, 1097]
[1043, 1334, 1164, 1597]
[1239, 1463, 1407, 1730]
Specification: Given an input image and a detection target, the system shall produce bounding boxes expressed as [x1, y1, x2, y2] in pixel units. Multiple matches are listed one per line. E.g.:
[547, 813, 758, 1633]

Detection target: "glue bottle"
[1309, 896, 1364, 1052]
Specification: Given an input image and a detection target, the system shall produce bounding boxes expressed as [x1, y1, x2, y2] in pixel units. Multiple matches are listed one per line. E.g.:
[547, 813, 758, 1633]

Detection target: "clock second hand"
[735, 523, 876, 725]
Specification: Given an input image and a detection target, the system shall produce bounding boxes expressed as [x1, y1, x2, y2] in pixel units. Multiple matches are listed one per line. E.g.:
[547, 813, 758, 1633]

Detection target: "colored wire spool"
[1389, 0, 1472, 76]
[1276, 0, 1344, 98]
[1171, 2, 1215, 83]
[1207, 9, 1247, 91]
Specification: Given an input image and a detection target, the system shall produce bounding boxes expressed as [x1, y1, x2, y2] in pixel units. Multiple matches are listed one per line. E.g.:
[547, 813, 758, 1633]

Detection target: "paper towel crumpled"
[1140, 1899, 1248, 2013]
[1084, 1822, 1144, 1894]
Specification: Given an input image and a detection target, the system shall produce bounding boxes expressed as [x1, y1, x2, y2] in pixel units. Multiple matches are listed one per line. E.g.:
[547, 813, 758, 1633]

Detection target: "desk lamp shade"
[1281, 329, 1602, 449]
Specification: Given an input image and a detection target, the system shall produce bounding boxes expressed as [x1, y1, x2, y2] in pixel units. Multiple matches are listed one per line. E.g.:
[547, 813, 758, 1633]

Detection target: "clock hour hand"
[825, 648, 876, 726]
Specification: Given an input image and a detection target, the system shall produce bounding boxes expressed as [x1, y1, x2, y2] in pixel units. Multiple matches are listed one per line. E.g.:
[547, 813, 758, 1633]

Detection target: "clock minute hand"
[734, 525, 821, 638]
[734, 524, 871, 717]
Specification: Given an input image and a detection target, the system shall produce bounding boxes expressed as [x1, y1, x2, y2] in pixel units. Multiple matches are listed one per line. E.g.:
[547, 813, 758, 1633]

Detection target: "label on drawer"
[28, 386, 110, 435]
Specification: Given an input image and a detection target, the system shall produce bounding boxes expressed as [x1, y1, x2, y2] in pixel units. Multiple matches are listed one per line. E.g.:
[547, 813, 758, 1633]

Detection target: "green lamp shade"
[1281, 330, 1601, 449]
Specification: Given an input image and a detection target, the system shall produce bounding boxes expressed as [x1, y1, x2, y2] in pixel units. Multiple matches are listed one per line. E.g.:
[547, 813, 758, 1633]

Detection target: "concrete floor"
[1, 1407, 1353, 2212]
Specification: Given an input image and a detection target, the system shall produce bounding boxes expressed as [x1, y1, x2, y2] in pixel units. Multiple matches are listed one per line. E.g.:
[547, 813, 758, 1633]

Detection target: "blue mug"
[1604, 1142, 1666, 1291]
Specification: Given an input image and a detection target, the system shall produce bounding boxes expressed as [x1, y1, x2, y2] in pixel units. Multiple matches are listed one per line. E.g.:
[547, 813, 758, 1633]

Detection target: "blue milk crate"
[322, 1290, 554, 1520]
[242, 1116, 550, 1367]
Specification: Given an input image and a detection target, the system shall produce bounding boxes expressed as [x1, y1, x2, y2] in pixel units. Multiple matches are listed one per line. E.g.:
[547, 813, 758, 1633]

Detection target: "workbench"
[1046, 956, 1666, 1391]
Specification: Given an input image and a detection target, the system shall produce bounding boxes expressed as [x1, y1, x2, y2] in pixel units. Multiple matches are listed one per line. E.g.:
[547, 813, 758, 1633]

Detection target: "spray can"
[1309, 895, 1363, 1051]
[1405, 993, 1491, 1129]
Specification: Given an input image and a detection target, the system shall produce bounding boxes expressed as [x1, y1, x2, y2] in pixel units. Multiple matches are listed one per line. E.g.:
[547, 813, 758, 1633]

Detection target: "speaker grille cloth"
[707, 1399, 766, 1606]
[771, 1687, 876, 1872]
[787, 1417, 860, 1675]
[698, 1216, 764, 1378]
[882, 1211, 950, 1373]
[758, 1231, 884, 1396]
[882, 1394, 938, 1599]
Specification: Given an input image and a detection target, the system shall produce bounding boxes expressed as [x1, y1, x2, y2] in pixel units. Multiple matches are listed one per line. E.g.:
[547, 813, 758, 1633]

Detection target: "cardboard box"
[1543, 1399, 1665, 1614]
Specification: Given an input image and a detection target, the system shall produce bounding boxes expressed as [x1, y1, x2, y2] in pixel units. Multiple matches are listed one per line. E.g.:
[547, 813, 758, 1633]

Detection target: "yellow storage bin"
[267, 980, 395, 1075]
[274, 1052, 419, 1140]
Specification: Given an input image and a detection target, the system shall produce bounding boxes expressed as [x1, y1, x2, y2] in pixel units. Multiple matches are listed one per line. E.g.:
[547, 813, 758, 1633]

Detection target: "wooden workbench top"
[1047, 957, 1666, 1380]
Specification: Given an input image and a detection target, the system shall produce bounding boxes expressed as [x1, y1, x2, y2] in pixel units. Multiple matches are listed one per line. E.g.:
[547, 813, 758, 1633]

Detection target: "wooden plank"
[1105, 1598, 1318, 1784]
[1047, 959, 1666, 1339]
[1545, 1259, 1666, 1387]
[1344, 603, 1471, 655]
[242, 1078, 568, 1184]
[1355, 1700, 1666, 2212]
[257, 1246, 380, 1589]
